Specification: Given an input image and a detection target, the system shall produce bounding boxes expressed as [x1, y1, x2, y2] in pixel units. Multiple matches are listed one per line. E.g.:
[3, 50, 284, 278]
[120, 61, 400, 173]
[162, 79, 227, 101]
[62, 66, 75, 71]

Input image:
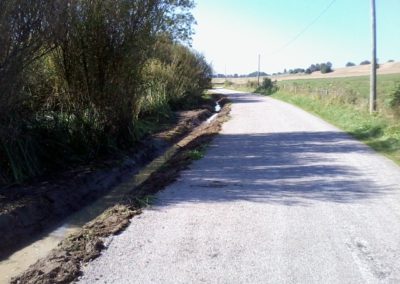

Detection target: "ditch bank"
[0, 95, 228, 260]
[11, 97, 231, 284]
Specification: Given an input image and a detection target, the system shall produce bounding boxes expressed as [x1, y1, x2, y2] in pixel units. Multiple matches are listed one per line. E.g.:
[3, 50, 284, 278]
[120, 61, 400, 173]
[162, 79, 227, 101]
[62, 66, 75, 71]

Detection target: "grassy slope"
[224, 74, 400, 164]
[278, 74, 400, 103]
[273, 91, 400, 163]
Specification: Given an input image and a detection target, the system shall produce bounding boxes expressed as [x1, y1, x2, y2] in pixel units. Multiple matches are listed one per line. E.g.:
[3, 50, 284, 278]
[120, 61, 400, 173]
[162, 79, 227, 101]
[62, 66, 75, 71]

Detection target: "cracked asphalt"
[79, 89, 400, 283]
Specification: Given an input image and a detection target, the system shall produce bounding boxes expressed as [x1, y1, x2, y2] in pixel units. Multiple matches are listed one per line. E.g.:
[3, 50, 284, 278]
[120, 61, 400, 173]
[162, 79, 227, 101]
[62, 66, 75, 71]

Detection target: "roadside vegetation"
[225, 74, 400, 164]
[0, 0, 212, 185]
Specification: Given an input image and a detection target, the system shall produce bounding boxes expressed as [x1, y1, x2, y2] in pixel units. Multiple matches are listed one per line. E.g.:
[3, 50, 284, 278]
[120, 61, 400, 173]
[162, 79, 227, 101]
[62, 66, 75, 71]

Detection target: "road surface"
[79, 89, 400, 283]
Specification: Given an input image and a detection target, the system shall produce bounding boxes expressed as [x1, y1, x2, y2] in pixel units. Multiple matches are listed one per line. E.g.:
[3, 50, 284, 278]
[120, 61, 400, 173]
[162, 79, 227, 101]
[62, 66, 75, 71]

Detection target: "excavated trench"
[0, 96, 229, 284]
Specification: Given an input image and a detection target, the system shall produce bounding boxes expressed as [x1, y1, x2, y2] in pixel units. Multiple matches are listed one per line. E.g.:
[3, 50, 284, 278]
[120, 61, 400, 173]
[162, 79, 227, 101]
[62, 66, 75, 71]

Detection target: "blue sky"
[192, 0, 400, 74]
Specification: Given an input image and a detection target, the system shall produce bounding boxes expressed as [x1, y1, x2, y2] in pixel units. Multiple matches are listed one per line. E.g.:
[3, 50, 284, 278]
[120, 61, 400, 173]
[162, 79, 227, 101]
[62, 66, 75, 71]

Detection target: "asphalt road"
[79, 89, 400, 283]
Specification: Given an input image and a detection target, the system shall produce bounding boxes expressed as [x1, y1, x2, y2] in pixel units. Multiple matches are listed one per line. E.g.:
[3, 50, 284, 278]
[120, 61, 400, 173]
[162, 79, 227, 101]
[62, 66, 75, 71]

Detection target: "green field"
[226, 74, 400, 164]
[278, 74, 400, 107]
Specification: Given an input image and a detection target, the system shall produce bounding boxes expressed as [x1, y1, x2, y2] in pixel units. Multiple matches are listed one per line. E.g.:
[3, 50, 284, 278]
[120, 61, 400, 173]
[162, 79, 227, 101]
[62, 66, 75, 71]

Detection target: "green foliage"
[0, 0, 211, 185]
[346, 62, 356, 67]
[256, 78, 278, 95]
[188, 150, 204, 160]
[143, 37, 212, 112]
[305, 62, 332, 74]
[320, 63, 333, 74]
[388, 83, 400, 108]
[188, 146, 207, 160]
[224, 80, 234, 87]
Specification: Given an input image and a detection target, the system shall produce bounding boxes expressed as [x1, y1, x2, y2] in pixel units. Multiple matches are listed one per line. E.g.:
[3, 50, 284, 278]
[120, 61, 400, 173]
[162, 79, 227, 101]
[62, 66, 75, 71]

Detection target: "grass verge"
[273, 90, 400, 164]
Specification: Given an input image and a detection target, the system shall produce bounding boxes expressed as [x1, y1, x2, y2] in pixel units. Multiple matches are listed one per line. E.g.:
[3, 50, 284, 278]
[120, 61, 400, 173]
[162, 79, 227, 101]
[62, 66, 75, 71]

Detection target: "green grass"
[188, 149, 205, 160]
[134, 195, 158, 207]
[278, 74, 400, 105]
[273, 90, 400, 164]
[187, 145, 208, 161]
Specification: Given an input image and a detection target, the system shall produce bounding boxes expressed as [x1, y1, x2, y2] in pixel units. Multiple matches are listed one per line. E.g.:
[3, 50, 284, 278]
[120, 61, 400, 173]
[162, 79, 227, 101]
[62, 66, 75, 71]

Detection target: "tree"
[320, 62, 333, 74]
[305, 62, 332, 74]
[360, 60, 371, 65]
[346, 62, 356, 67]
[0, 0, 207, 184]
[256, 78, 278, 95]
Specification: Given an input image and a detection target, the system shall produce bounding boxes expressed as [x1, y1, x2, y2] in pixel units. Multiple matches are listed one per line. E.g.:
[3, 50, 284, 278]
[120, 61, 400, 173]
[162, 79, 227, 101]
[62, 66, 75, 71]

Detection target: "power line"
[270, 0, 337, 55]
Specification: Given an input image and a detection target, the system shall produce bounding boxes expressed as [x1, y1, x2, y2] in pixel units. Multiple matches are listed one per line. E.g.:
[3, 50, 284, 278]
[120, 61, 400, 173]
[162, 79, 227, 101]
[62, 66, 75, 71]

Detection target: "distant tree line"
[217, 58, 396, 79]
[346, 59, 396, 67]
[213, 71, 269, 78]
[305, 62, 333, 74]
[271, 62, 333, 76]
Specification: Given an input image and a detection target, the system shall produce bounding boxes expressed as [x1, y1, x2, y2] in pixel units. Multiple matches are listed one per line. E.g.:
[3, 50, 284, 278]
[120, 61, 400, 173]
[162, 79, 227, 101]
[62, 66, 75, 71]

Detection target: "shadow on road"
[156, 131, 392, 207]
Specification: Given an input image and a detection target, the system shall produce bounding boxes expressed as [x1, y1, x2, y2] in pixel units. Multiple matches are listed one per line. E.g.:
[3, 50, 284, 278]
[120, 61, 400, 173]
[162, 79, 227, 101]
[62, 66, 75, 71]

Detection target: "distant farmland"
[213, 61, 400, 85]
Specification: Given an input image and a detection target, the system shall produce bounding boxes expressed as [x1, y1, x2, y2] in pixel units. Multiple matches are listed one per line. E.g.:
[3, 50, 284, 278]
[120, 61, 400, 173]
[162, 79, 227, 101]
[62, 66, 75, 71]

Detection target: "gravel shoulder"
[79, 89, 400, 284]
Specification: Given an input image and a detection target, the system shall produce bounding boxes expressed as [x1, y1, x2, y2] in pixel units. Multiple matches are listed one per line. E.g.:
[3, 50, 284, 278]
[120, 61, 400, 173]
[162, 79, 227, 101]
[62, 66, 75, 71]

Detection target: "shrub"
[388, 83, 400, 108]
[0, 0, 210, 185]
[346, 62, 356, 67]
[360, 60, 371, 65]
[256, 78, 278, 95]
[320, 62, 333, 74]
[143, 37, 212, 112]
[305, 62, 332, 74]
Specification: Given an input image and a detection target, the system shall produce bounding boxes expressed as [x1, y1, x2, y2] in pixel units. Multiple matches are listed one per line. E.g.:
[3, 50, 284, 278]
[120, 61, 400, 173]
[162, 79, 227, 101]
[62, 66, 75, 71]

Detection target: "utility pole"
[370, 0, 377, 113]
[257, 54, 261, 86]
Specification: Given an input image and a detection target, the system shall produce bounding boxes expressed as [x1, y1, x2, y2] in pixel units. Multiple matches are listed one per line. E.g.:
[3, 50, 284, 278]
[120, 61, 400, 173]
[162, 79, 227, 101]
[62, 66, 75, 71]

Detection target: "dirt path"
[79, 89, 400, 283]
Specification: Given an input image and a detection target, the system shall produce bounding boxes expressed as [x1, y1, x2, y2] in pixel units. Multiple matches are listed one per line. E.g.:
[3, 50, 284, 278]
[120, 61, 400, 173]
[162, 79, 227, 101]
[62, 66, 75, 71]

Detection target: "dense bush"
[320, 63, 333, 74]
[256, 78, 278, 95]
[305, 62, 332, 74]
[288, 68, 305, 74]
[0, 0, 211, 184]
[388, 83, 400, 109]
[142, 37, 212, 113]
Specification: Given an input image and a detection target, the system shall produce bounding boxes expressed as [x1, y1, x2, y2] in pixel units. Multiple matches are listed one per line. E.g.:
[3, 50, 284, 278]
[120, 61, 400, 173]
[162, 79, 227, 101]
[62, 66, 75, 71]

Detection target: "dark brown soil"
[0, 95, 227, 260]
[11, 98, 231, 284]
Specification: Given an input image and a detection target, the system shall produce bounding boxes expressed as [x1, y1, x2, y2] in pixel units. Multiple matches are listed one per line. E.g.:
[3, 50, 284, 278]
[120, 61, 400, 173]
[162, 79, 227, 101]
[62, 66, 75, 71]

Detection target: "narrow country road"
[79, 90, 400, 283]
